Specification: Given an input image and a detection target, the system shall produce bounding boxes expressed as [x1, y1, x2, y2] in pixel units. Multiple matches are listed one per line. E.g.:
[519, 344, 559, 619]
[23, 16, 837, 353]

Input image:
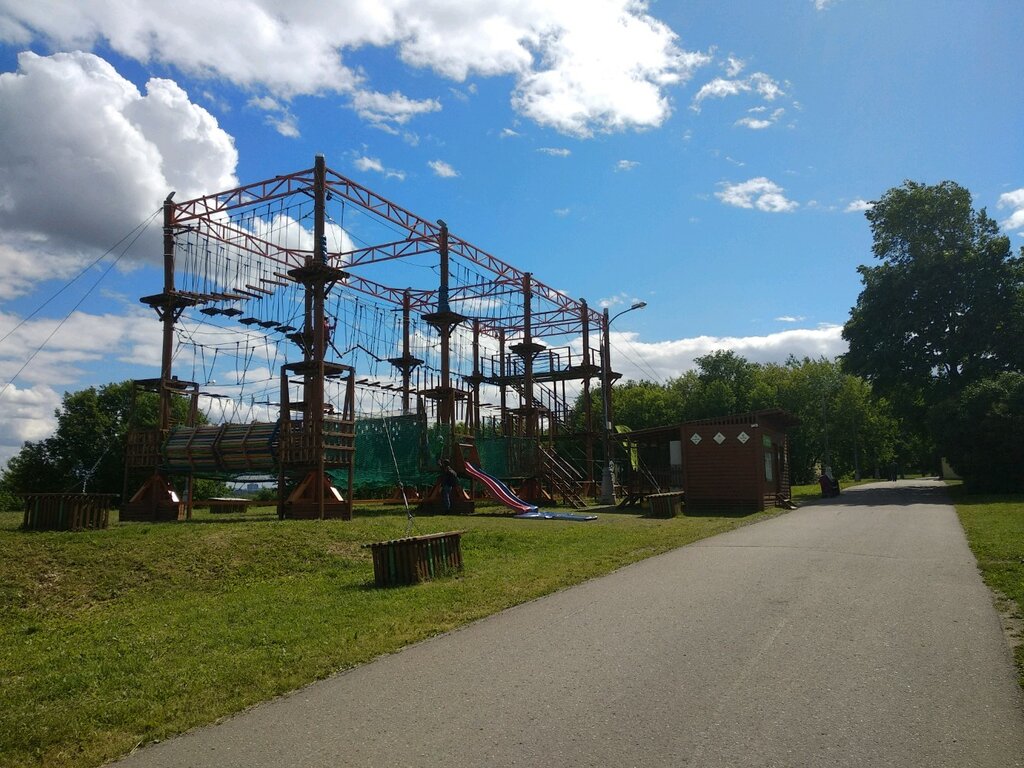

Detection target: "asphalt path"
[114, 479, 1024, 767]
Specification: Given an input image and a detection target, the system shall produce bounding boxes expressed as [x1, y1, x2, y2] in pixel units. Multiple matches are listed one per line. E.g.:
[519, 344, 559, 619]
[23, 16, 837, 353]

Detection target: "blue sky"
[0, 0, 1022, 463]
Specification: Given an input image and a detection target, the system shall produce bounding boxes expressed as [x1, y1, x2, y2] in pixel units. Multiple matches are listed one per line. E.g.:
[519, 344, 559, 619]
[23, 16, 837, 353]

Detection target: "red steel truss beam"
[322, 167, 602, 325]
[173, 168, 316, 224]
[477, 309, 590, 337]
[337, 236, 437, 268]
[338, 274, 584, 339]
[169, 163, 604, 327]
[340, 274, 430, 308]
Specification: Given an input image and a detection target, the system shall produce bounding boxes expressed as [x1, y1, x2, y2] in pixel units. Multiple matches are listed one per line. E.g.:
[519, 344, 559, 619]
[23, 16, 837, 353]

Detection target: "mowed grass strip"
[0, 500, 789, 768]
[950, 485, 1024, 687]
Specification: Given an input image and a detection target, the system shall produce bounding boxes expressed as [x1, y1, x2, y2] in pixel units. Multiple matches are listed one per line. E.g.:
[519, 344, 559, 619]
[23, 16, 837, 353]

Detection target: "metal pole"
[437, 221, 453, 432]
[600, 308, 613, 504]
[498, 329, 507, 434]
[599, 301, 646, 505]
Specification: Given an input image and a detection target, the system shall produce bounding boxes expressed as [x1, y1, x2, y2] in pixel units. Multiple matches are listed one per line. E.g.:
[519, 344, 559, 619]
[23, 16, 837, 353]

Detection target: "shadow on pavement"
[804, 479, 951, 509]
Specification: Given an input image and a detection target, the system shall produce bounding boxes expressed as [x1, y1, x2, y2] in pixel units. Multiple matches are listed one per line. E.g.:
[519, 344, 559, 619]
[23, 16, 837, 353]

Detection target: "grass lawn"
[1, 498, 793, 768]
[949, 485, 1024, 687]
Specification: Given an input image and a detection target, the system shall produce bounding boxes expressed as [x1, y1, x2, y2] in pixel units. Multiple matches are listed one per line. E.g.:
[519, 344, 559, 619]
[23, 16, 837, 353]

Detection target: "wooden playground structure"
[121, 155, 626, 521]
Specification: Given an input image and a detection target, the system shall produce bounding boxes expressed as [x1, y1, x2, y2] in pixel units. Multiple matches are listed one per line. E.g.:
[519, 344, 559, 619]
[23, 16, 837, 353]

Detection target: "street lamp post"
[600, 300, 647, 505]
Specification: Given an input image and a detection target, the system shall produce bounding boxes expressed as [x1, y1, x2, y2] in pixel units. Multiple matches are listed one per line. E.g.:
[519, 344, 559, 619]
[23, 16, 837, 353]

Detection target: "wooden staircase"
[539, 444, 588, 509]
[508, 379, 578, 434]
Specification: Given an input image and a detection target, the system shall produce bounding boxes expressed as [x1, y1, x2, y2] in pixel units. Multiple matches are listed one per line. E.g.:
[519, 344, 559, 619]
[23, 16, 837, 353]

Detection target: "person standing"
[440, 459, 460, 513]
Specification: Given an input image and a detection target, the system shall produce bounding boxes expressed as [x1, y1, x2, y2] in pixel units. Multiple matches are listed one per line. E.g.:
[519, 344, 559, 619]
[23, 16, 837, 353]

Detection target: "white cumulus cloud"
[691, 71, 786, 112]
[350, 89, 442, 127]
[716, 177, 798, 212]
[609, 325, 846, 383]
[0, 1, 713, 138]
[845, 198, 873, 213]
[354, 155, 405, 181]
[997, 188, 1024, 232]
[355, 156, 385, 173]
[724, 56, 746, 77]
[428, 160, 460, 178]
[735, 107, 785, 130]
[0, 51, 238, 295]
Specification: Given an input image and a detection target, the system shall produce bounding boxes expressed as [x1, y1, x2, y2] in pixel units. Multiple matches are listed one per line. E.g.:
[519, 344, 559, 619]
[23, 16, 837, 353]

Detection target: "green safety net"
[329, 414, 439, 495]
[329, 415, 543, 495]
[475, 435, 538, 478]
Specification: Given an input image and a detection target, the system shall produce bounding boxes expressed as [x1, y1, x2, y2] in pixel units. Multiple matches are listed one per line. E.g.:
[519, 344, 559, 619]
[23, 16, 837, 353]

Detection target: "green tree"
[842, 180, 1024, 479]
[692, 350, 761, 416]
[608, 379, 678, 432]
[843, 180, 1024, 429]
[933, 373, 1024, 493]
[771, 357, 897, 483]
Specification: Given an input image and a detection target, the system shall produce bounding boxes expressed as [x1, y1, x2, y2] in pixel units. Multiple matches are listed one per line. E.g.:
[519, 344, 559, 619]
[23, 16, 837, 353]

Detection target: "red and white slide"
[462, 461, 537, 514]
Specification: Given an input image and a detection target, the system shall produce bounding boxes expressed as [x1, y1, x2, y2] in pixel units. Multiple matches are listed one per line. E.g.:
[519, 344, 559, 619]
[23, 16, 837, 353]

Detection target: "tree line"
[589, 351, 899, 485]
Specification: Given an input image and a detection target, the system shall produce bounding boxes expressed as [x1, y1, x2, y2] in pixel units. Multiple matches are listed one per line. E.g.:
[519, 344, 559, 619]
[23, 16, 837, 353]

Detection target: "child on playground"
[440, 459, 459, 513]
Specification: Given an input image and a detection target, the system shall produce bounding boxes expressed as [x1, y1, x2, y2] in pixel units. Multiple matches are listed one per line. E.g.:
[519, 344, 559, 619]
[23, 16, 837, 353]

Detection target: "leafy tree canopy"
[932, 372, 1024, 493]
[843, 180, 1024, 406]
[579, 353, 897, 484]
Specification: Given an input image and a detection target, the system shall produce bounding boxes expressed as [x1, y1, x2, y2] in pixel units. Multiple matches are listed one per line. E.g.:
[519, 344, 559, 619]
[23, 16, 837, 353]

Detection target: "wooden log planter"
[363, 531, 464, 587]
[646, 491, 684, 518]
[22, 493, 115, 531]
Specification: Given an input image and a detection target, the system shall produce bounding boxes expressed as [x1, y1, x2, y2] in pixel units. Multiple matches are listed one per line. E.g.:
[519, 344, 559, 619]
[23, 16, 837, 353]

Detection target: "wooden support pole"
[402, 290, 413, 415]
[471, 318, 481, 435]
[581, 298, 595, 488]
[311, 154, 328, 519]
[159, 193, 176, 434]
[522, 272, 536, 438]
[499, 329, 508, 435]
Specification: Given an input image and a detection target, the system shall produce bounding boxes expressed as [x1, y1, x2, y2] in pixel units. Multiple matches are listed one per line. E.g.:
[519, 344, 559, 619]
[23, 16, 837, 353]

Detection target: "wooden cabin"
[682, 409, 798, 512]
[617, 409, 798, 512]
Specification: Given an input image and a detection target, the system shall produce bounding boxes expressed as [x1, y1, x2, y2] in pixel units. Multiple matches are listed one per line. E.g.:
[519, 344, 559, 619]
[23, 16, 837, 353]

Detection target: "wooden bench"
[363, 531, 464, 587]
[646, 491, 684, 518]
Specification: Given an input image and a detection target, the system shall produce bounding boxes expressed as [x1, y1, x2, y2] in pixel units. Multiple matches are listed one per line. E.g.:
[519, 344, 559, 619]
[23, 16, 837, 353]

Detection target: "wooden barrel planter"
[363, 531, 464, 587]
[22, 493, 114, 531]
